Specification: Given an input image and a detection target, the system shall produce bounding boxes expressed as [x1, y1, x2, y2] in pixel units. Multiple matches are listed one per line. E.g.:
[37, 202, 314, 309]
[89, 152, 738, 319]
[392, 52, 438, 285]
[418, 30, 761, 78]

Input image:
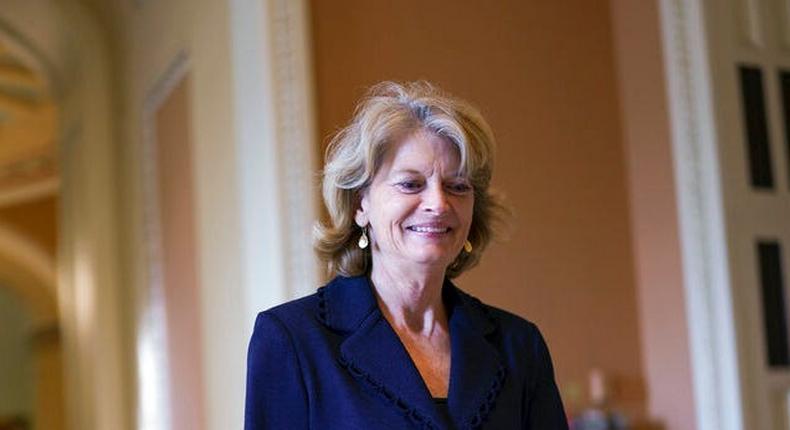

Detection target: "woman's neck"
[369, 263, 448, 336]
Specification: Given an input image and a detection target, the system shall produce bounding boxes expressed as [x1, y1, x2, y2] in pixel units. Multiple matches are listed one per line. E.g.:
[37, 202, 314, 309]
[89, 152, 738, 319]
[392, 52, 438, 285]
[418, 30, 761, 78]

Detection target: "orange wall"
[311, 0, 645, 418]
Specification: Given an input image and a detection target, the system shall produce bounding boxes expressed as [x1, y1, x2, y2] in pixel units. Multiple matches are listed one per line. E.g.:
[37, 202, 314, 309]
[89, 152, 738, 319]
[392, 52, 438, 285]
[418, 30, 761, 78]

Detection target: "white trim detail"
[739, 0, 763, 48]
[137, 51, 190, 430]
[230, 0, 319, 325]
[658, 1, 744, 430]
[270, 0, 319, 301]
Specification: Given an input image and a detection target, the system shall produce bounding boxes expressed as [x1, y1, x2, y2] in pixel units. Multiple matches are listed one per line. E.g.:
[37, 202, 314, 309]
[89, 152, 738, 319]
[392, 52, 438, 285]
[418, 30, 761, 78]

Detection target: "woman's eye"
[447, 182, 472, 194]
[397, 181, 423, 192]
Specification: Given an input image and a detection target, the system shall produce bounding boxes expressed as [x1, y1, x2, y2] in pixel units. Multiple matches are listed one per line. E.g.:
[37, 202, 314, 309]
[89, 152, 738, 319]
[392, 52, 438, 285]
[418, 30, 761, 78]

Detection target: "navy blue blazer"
[245, 276, 568, 429]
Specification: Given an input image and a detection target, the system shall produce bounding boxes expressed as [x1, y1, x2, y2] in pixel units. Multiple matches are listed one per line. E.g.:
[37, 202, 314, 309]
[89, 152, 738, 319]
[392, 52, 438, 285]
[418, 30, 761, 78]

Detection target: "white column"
[658, 0, 744, 429]
[56, 2, 128, 429]
[191, 0, 319, 428]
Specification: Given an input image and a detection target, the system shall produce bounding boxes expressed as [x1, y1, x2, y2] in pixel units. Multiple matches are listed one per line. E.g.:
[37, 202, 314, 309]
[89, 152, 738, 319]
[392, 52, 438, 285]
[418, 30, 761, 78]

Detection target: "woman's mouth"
[406, 225, 451, 233]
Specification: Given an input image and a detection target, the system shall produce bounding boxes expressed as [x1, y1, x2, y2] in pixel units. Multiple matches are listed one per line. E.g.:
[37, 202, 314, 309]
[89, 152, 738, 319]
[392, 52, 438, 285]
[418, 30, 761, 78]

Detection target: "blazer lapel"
[319, 276, 445, 428]
[340, 311, 447, 427]
[445, 282, 508, 429]
[317, 276, 508, 429]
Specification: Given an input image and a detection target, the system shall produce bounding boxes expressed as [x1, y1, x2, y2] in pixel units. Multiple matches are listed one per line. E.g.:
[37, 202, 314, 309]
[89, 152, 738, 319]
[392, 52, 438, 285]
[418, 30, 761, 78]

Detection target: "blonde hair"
[314, 81, 506, 278]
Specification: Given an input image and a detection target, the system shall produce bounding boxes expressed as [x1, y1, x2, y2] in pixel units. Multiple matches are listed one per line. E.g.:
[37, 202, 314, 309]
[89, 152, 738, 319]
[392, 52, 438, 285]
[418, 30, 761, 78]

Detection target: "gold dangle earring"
[358, 226, 369, 249]
[463, 239, 473, 253]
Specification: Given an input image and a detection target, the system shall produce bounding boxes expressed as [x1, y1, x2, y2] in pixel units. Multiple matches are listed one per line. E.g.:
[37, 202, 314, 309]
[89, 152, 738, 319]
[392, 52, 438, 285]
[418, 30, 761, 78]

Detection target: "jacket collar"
[317, 276, 506, 429]
[315, 275, 378, 332]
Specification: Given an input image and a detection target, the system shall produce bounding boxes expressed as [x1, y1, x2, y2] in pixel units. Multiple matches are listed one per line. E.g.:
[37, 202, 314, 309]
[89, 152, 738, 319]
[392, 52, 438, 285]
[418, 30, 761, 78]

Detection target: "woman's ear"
[354, 193, 369, 227]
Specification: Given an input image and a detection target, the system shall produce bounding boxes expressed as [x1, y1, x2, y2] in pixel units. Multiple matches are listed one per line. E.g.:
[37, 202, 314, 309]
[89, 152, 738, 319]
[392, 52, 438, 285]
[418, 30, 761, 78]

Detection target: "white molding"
[142, 51, 191, 119]
[739, 0, 763, 48]
[658, 0, 744, 429]
[269, 0, 319, 300]
[230, 0, 319, 325]
[137, 51, 190, 430]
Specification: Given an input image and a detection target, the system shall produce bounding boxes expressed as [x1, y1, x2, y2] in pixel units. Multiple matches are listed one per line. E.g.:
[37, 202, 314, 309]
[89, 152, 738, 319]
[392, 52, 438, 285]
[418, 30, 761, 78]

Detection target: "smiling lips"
[406, 224, 451, 234]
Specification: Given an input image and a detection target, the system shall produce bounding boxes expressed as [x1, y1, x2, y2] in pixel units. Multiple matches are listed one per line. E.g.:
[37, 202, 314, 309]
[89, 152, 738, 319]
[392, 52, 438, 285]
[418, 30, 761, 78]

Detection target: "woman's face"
[355, 131, 474, 274]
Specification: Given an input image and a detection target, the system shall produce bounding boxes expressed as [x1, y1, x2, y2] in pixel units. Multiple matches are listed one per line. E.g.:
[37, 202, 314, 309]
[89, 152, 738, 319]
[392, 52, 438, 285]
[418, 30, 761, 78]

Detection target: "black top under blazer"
[244, 275, 568, 429]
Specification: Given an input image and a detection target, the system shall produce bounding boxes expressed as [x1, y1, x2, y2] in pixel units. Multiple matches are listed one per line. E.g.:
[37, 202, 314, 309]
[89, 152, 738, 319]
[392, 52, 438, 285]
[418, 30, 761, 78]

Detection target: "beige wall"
[113, 0, 266, 427]
[155, 74, 205, 430]
[311, 0, 646, 419]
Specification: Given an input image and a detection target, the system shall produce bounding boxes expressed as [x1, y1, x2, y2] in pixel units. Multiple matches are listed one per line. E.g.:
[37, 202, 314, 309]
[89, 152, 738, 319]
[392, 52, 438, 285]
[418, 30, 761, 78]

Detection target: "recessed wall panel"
[780, 70, 790, 189]
[757, 241, 789, 367]
[739, 66, 775, 189]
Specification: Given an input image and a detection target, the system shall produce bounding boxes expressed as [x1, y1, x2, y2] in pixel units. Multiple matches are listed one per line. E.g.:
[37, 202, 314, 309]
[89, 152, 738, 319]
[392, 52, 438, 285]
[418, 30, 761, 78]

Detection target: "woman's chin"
[401, 248, 457, 270]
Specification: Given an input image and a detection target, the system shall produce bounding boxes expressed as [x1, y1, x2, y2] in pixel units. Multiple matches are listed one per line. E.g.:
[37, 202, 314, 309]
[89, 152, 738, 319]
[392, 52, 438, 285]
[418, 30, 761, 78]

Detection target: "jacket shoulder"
[481, 302, 539, 334]
[257, 290, 322, 332]
[454, 287, 540, 336]
[454, 288, 548, 360]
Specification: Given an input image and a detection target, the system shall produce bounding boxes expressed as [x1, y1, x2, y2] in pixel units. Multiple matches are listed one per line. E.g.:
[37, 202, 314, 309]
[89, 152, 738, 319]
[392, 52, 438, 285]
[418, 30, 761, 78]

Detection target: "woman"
[245, 82, 567, 429]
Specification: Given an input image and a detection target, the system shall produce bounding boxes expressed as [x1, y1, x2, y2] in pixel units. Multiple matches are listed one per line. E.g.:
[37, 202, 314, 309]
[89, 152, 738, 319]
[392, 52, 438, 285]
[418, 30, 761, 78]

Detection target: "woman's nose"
[422, 183, 449, 213]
